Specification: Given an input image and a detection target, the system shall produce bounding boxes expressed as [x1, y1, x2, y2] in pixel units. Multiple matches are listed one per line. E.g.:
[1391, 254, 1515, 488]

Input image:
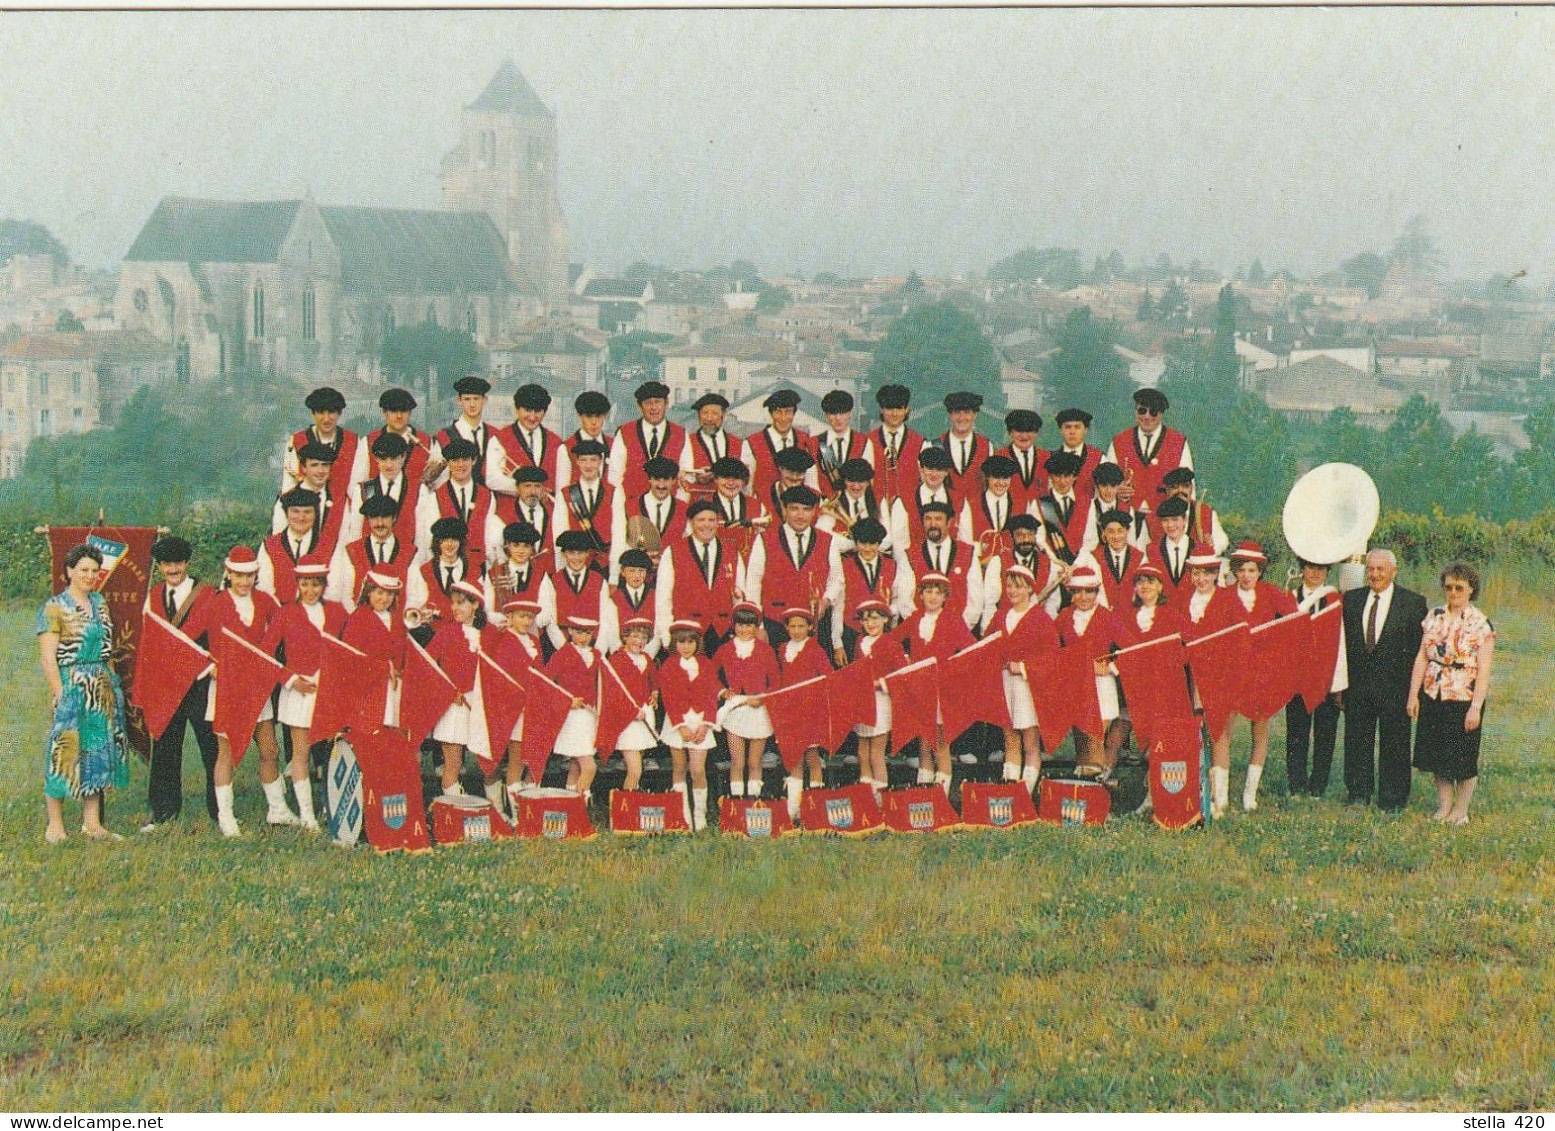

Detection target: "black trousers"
[147, 678, 219, 823]
[1286, 692, 1340, 796]
[1343, 694, 1414, 809]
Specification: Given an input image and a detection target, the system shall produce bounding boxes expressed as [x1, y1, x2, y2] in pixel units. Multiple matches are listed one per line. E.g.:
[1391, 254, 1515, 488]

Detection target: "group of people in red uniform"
[140, 374, 1344, 836]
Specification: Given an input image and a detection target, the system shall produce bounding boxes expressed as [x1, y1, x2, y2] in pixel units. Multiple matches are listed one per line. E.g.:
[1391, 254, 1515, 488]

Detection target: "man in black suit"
[1341, 549, 1427, 810]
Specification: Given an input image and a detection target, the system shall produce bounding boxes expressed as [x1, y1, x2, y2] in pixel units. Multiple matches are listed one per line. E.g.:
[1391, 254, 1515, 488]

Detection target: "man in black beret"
[272, 441, 341, 549]
[998, 408, 1047, 511]
[416, 435, 501, 568]
[609, 379, 686, 502]
[683, 391, 747, 501]
[567, 390, 615, 465]
[367, 386, 438, 492]
[818, 457, 886, 544]
[703, 456, 771, 559]
[958, 454, 1022, 578]
[327, 492, 413, 610]
[615, 455, 685, 577]
[750, 387, 815, 503]
[284, 385, 365, 500]
[557, 436, 615, 566]
[343, 430, 421, 550]
[830, 515, 909, 664]
[888, 443, 955, 551]
[902, 497, 986, 634]
[1146, 466, 1227, 555]
[743, 479, 842, 639]
[486, 519, 553, 620]
[768, 444, 818, 517]
[1107, 387, 1193, 516]
[142, 535, 221, 830]
[1151, 494, 1196, 595]
[257, 487, 323, 607]
[869, 382, 926, 506]
[547, 529, 613, 652]
[433, 374, 494, 489]
[816, 388, 871, 500]
[1086, 461, 1146, 549]
[939, 390, 992, 506]
[1035, 450, 1090, 565]
[489, 383, 571, 521]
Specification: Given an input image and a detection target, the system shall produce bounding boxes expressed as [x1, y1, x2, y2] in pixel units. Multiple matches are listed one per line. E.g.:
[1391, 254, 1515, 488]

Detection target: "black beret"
[1055, 408, 1093, 427]
[839, 458, 874, 482]
[1099, 508, 1133, 529]
[686, 500, 721, 520]
[763, 389, 801, 410]
[1093, 462, 1125, 487]
[571, 439, 608, 459]
[1007, 514, 1041, 533]
[643, 456, 680, 480]
[441, 437, 480, 462]
[1004, 410, 1042, 433]
[874, 383, 911, 409]
[820, 390, 854, 414]
[917, 447, 953, 471]
[619, 549, 654, 571]
[943, 391, 983, 412]
[691, 392, 730, 411]
[453, 375, 491, 396]
[1044, 451, 1084, 476]
[430, 517, 468, 543]
[151, 536, 193, 563]
[1161, 467, 1196, 488]
[1156, 496, 1191, 519]
[634, 381, 670, 403]
[980, 455, 1019, 479]
[296, 441, 337, 465]
[371, 432, 410, 459]
[774, 446, 815, 473]
[379, 387, 417, 412]
[503, 521, 541, 545]
[780, 486, 820, 507]
[556, 530, 594, 553]
[513, 384, 552, 410]
[359, 494, 400, 518]
[1133, 388, 1169, 413]
[850, 518, 887, 544]
[279, 487, 320, 511]
[304, 386, 346, 412]
[512, 466, 549, 485]
[574, 391, 611, 415]
[710, 457, 750, 480]
[920, 501, 956, 518]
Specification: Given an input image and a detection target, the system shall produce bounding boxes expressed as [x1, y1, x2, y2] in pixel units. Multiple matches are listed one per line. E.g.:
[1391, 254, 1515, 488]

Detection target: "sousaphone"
[1282, 462, 1379, 591]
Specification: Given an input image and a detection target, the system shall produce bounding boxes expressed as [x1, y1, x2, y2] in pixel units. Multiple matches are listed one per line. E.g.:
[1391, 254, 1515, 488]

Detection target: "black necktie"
[165, 586, 177, 619]
[960, 440, 970, 472]
[1366, 595, 1380, 652]
[456, 487, 467, 519]
[647, 426, 661, 459]
[443, 566, 455, 592]
[1061, 497, 1072, 526]
[700, 542, 714, 584]
[1172, 545, 1181, 580]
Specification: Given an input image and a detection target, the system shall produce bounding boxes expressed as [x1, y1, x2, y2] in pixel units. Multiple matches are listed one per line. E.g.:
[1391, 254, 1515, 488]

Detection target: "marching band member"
[493, 597, 544, 803]
[1054, 564, 1125, 779]
[743, 485, 844, 641]
[500, 466, 556, 562]
[818, 459, 889, 548]
[205, 546, 285, 837]
[608, 549, 661, 657]
[831, 518, 912, 664]
[611, 457, 686, 580]
[1117, 560, 1188, 647]
[281, 386, 365, 498]
[1052, 408, 1104, 500]
[1107, 388, 1193, 525]
[748, 389, 817, 502]
[415, 437, 502, 570]
[487, 383, 572, 523]
[869, 383, 925, 506]
[426, 580, 504, 803]
[1143, 467, 1229, 556]
[554, 438, 615, 570]
[766, 446, 818, 517]
[258, 488, 325, 604]
[957, 454, 1029, 560]
[607, 615, 661, 793]
[998, 514, 1063, 614]
[814, 389, 872, 500]
[1035, 451, 1094, 566]
[851, 599, 908, 799]
[1087, 463, 1147, 552]
[271, 443, 345, 559]
[431, 376, 495, 487]
[657, 501, 745, 656]
[1095, 510, 1147, 612]
[1179, 544, 1240, 818]
[609, 380, 686, 502]
[904, 501, 985, 632]
[340, 570, 408, 729]
[408, 517, 482, 630]
[330, 494, 416, 611]
[680, 392, 750, 500]
[547, 531, 617, 654]
[342, 432, 421, 550]
[900, 573, 975, 796]
[706, 457, 771, 568]
[659, 619, 722, 830]
[486, 522, 555, 630]
[1221, 541, 1299, 812]
[775, 607, 834, 819]
[545, 614, 605, 802]
[566, 391, 615, 463]
[1287, 559, 1347, 799]
[260, 561, 347, 830]
[366, 387, 436, 487]
[715, 601, 780, 801]
[1151, 496, 1197, 601]
[997, 409, 1048, 514]
[992, 564, 1060, 793]
[940, 391, 992, 507]
[888, 446, 956, 550]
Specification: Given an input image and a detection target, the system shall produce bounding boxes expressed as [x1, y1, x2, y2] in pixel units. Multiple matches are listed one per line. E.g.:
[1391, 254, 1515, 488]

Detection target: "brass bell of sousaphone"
[1281, 462, 1380, 592]
[624, 515, 663, 560]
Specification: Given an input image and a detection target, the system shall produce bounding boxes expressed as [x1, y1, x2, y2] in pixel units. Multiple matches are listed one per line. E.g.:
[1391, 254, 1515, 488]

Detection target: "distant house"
[658, 335, 780, 409]
[488, 319, 608, 392]
[1288, 342, 1375, 375]
[1261, 355, 1403, 425]
[1377, 339, 1473, 405]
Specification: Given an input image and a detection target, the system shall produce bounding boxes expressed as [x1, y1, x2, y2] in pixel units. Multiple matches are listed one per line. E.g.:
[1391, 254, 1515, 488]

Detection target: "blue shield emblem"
[745, 805, 772, 838]
[908, 801, 936, 830]
[640, 805, 665, 834]
[542, 809, 569, 839]
[326, 740, 363, 846]
[1060, 797, 1088, 826]
[825, 797, 854, 829]
[465, 815, 492, 841]
[988, 796, 1014, 827]
[1160, 761, 1188, 795]
[381, 793, 407, 830]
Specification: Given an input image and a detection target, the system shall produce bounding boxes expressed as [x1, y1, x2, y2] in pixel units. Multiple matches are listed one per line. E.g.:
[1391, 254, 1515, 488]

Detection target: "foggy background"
[2, 8, 1551, 283]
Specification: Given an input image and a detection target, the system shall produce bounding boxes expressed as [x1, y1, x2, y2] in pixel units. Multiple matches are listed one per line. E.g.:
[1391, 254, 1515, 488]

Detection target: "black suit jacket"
[1342, 584, 1427, 709]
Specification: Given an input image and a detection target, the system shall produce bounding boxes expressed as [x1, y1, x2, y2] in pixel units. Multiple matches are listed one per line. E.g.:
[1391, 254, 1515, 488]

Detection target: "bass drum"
[325, 736, 364, 847]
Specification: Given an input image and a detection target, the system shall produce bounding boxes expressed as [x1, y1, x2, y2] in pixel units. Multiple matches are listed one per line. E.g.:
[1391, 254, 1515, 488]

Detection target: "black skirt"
[1413, 695, 1484, 782]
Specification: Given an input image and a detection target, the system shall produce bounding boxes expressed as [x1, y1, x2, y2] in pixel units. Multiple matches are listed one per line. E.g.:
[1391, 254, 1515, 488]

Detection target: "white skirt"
[720, 699, 774, 740]
[1096, 674, 1120, 723]
[432, 700, 470, 746]
[205, 674, 275, 726]
[277, 671, 320, 729]
[384, 680, 401, 729]
[660, 712, 717, 750]
[554, 706, 599, 758]
[855, 686, 893, 738]
[1003, 668, 1038, 731]
[432, 680, 491, 756]
[613, 718, 659, 752]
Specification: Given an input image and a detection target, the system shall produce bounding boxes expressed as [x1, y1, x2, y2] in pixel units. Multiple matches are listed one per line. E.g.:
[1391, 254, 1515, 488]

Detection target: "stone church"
[115, 62, 570, 384]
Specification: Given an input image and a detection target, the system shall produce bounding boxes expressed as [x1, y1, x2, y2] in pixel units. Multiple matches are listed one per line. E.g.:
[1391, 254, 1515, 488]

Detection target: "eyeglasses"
[1135, 407, 1160, 417]
[1443, 582, 1471, 592]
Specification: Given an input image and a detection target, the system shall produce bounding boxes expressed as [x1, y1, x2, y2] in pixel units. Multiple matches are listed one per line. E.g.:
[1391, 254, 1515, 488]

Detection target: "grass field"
[3, 565, 1553, 1112]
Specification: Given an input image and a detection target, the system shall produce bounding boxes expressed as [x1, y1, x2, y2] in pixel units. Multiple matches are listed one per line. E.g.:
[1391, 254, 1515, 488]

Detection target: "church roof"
[124, 198, 301, 264]
[318, 206, 519, 294]
[468, 61, 552, 118]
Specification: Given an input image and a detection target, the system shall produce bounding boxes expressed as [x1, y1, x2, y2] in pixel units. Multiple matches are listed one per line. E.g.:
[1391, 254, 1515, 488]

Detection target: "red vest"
[712, 493, 769, 565]
[995, 444, 1049, 512]
[905, 538, 976, 622]
[608, 648, 657, 704]
[1035, 492, 1090, 564]
[557, 479, 616, 549]
[290, 426, 360, 501]
[668, 536, 740, 637]
[838, 552, 898, 633]
[564, 428, 615, 463]
[366, 427, 431, 485]
[491, 424, 565, 523]
[1143, 499, 1219, 548]
[486, 558, 548, 609]
[962, 491, 1020, 562]
[431, 479, 496, 571]
[262, 530, 329, 606]
[342, 535, 412, 604]
[418, 557, 484, 622]
[869, 426, 926, 505]
[357, 475, 421, 549]
[899, 486, 956, 547]
[748, 427, 816, 502]
[1154, 535, 1198, 602]
[659, 655, 721, 726]
[614, 419, 687, 500]
[550, 567, 606, 630]
[261, 600, 348, 675]
[624, 491, 687, 544]
[684, 430, 745, 499]
[1111, 426, 1188, 513]
[610, 583, 656, 632]
[757, 526, 834, 621]
[938, 431, 993, 506]
[434, 421, 495, 487]
[813, 430, 870, 499]
[207, 588, 280, 660]
[1096, 544, 1146, 613]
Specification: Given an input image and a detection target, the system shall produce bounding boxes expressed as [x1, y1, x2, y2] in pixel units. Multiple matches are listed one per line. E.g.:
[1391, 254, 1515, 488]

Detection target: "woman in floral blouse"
[1407, 560, 1495, 826]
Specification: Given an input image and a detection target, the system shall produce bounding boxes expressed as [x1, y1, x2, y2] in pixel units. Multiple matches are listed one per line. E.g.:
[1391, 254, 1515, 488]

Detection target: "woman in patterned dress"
[37, 544, 130, 843]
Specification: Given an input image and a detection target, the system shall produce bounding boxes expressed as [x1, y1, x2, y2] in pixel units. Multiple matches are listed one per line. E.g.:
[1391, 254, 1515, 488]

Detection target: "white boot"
[916, 761, 934, 785]
[1210, 766, 1229, 820]
[869, 777, 884, 800]
[484, 780, 507, 815]
[934, 771, 952, 798]
[746, 776, 763, 800]
[691, 787, 708, 832]
[507, 784, 525, 820]
[1021, 765, 1039, 793]
[1002, 759, 1020, 782]
[263, 777, 300, 826]
[785, 776, 803, 822]
[730, 778, 746, 799]
[441, 782, 465, 800]
[293, 777, 319, 830]
[674, 782, 691, 828]
[215, 784, 241, 838]
[1242, 764, 1263, 812]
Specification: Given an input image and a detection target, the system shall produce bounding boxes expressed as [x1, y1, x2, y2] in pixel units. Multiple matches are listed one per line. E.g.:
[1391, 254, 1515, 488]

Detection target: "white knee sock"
[785, 776, 803, 820]
[484, 780, 506, 810]
[292, 777, 318, 827]
[1002, 759, 1020, 782]
[1242, 764, 1263, 810]
[691, 787, 708, 830]
[730, 778, 746, 798]
[215, 784, 239, 835]
[1021, 765, 1039, 791]
[934, 771, 952, 797]
[673, 781, 690, 827]
[1210, 766, 1229, 817]
[747, 775, 763, 798]
[916, 761, 934, 785]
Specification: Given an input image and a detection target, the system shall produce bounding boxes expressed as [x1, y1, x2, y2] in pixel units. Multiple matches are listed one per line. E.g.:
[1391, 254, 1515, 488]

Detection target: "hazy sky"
[3, 8, 1553, 284]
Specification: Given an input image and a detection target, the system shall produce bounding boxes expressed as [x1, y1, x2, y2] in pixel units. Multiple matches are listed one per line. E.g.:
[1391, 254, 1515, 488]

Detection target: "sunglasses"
[1135, 406, 1161, 417]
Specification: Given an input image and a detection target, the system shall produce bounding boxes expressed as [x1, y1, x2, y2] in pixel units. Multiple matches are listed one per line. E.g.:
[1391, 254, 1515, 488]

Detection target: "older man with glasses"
[1105, 388, 1193, 523]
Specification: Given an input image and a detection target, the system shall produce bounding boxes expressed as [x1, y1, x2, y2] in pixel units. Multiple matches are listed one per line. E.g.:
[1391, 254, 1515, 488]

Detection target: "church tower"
[442, 61, 570, 308]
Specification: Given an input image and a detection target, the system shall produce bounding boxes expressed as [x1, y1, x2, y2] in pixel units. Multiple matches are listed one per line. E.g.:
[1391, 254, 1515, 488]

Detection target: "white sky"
[3, 8, 1552, 284]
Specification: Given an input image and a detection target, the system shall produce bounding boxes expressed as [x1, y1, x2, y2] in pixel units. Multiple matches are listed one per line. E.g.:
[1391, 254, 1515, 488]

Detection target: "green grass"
[2, 564, 1552, 1111]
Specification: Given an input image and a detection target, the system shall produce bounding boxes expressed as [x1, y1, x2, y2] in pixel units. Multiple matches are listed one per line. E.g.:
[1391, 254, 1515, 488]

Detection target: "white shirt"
[733, 636, 756, 659]
[1237, 586, 1258, 612]
[1363, 584, 1395, 645]
[917, 610, 940, 642]
[1135, 606, 1156, 633]
[783, 639, 807, 663]
[1189, 589, 1213, 622]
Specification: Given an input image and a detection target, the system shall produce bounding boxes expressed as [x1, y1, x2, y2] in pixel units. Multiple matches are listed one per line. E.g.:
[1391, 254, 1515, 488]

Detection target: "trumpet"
[403, 605, 440, 629]
[819, 495, 856, 535]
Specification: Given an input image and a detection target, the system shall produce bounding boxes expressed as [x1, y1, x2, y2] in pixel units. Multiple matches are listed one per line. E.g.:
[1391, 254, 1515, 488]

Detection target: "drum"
[611, 789, 692, 835]
[718, 797, 797, 838]
[1037, 778, 1112, 826]
[959, 780, 1040, 830]
[513, 787, 595, 840]
[430, 794, 516, 844]
[879, 786, 960, 833]
[798, 783, 885, 836]
[325, 736, 364, 847]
